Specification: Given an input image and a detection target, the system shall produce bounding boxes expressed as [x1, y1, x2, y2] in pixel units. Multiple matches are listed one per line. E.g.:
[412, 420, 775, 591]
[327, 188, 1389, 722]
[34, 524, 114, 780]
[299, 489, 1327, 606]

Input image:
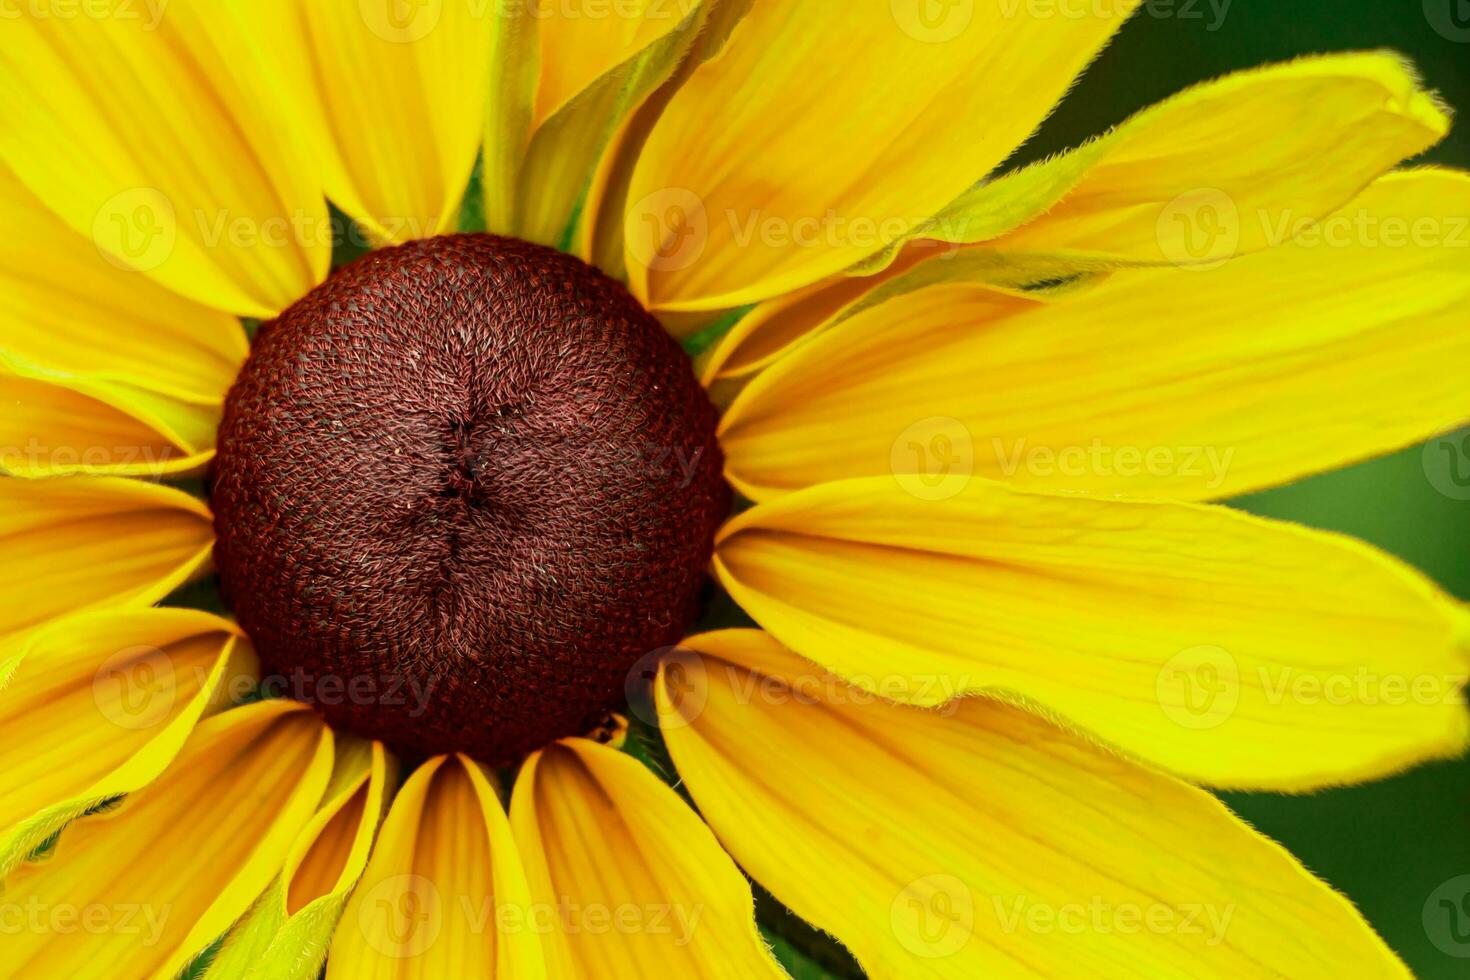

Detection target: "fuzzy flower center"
[210, 234, 728, 763]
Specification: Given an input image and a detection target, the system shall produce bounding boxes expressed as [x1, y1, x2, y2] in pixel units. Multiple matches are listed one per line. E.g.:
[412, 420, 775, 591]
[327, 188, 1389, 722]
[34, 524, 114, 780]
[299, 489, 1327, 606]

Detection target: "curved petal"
[574, 0, 753, 279]
[0, 171, 245, 477]
[208, 740, 395, 980]
[623, 0, 1138, 311]
[0, 1, 331, 316]
[515, 0, 721, 248]
[722, 169, 1470, 501]
[658, 630, 1415, 979]
[0, 477, 215, 643]
[327, 755, 545, 980]
[715, 477, 1470, 790]
[700, 52, 1449, 387]
[510, 738, 786, 978]
[0, 699, 334, 978]
[0, 608, 253, 878]
[278, 0, 493, 242]
[929, 51, 1449, 263]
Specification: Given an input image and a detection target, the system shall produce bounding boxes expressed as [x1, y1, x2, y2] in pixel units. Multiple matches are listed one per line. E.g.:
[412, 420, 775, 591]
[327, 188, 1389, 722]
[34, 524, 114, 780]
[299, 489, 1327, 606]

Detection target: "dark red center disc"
[211, 234, 728, 763]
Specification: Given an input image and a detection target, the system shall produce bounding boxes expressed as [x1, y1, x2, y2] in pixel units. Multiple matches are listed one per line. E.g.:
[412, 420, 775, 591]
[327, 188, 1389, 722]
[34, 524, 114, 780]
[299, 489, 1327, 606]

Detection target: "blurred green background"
[1020, 2, 1470, 976]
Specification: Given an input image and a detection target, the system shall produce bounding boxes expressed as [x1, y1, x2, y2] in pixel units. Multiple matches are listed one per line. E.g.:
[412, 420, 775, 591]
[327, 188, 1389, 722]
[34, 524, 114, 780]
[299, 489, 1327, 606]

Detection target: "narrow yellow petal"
[936, 52, 1449, 263]
[716, 477, 1470, 790]
[327, 756, 545, 980]
[280, 1, 493, 242]
[624, 0, 1138, 311]
[209, 741, 395, 980]
[2, 700, 334, 979]
[515, 0, 721, 248]
[0, 477, 215, 643]
[658, 631, 1415, 979]
[722, 169, 1470, 501]
[510, 738, 786, 978]
[0, 1, 330, 316]
[0, 608, 251, 878]
[575, 0, 753, 278]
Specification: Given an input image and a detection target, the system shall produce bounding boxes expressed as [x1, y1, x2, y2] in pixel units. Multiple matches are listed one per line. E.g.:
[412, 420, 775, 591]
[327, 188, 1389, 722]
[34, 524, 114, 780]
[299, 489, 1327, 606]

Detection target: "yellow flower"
[1, 1, 1468, 978]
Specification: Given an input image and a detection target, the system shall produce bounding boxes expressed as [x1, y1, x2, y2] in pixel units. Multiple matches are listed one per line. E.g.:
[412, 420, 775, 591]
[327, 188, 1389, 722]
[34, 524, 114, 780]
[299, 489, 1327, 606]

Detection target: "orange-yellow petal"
[0, 477, 215, 643]
[510, 738, 785, 978]
[0, 608, 252, 878]
[624, 0, 1138, 312]
[0, 0, 330, 316]
[658, 631, 1415, 979]
[716, 477, 1470, 790]
[720, 169, 1470, 501]
[327, 755, 545, 980]
[1, 700, 334, 979]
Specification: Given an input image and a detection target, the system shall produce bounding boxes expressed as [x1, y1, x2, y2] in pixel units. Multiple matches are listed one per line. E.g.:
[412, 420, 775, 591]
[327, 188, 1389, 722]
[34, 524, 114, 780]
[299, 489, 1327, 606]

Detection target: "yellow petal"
[515, 0, 721, 248]
[935, 52, 1448, 264]
[1, 699, 334, 979]
[483, 5, 541, 235]
[0, 172, 244, 477]
[658, 631, 1415, 979]
[278, 1, 493, 242]
[209, 741, 395, 980]
[715, 477, 1470, 790]
[327, 755, 545, 980]
[510, 738, 785, 978]
[0, 477, 215, 643]
[623, 0, 1138, 312]
[722, 169, 1470, 501]
[0, 1, 330, 317]
[574, 0, 753, 278]
[0, 607, 252, 878]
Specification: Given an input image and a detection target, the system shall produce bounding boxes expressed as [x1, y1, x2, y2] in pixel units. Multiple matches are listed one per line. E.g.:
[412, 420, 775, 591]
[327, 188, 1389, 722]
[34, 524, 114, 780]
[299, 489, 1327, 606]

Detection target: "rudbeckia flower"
[2, 1, 1469, 978]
